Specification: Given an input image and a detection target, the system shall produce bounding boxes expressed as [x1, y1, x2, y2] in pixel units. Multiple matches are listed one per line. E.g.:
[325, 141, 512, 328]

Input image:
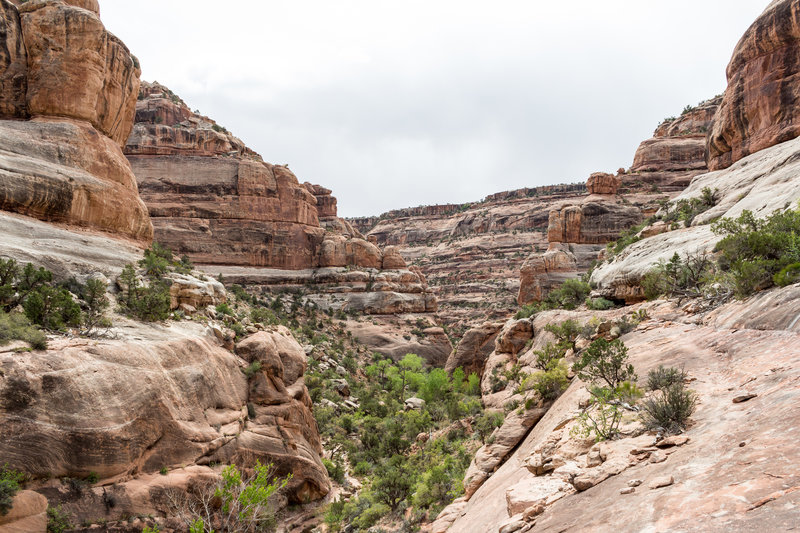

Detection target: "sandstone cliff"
[708, 0, 800, 170]
[124, 82, 437, 316]
[0, 0, 152, 242]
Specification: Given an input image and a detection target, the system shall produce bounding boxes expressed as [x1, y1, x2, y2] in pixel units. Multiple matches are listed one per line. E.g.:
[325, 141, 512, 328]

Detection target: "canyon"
[1, 0, 800, 532]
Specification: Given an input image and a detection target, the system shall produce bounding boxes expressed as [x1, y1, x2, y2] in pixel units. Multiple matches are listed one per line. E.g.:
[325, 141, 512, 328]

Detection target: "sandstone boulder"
[0, 490, 47, 533]
[445, 321, 504, 377]
[517, 244, 578, 306]
[495, 319, 534, 355]
[0, 0, 152, 242]
[0, 327, 329, 504]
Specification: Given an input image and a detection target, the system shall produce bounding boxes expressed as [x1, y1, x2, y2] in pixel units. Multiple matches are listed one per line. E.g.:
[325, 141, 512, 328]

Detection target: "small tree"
[573, 338, 636, 392]
[80, 278, 110, 335]
[640, 383, 697, 434]
[168, 461, 290, 533]
[373, 455, 414, 512]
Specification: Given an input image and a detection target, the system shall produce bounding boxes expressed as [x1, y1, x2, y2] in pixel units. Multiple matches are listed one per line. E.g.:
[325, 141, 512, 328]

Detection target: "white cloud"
[102, 0, 768, 217]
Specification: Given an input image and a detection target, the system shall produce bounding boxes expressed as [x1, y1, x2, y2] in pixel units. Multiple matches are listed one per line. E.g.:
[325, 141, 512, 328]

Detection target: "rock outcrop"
[0, 0, 152, 242]
[125, 82, 388, 271]
[0, 325, 330, 505]
[627, 97, 720, 192]
[708, 0, 800, 170]
[442, 295, 800, 532]
[593, 135, 800, 302]
[123, 83, 435, 315]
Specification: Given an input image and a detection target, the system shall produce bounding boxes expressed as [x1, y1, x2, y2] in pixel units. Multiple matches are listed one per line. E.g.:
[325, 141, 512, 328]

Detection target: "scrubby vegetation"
[572, 338, 639, 441]
[0, 464, 25, 516]
[641, 204, 800, 301]
[167, 461, 289, 533]
[515, 279, 592, 318]
[316, 351, 485, 529]
[117, 243, 181, 321]
[641, 373, 696, 434]
[0, 257, 117, 346]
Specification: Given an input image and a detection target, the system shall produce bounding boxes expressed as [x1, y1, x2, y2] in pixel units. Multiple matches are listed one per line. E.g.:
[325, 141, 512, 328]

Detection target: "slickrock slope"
[438, 293, 800, 532]
[125, 83, 436, 316]
[0, 0, 152, 242]
[708, 0, 800, 170]
[592, 135, 800, 302]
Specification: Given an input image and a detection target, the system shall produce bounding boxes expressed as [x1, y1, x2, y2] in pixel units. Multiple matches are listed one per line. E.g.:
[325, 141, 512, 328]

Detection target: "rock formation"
[124, 83, 435, 315]
[0, 0, 152, 242]
[0, 325, 330, 523]
[708, 0, 800, 170]
[627, 96, 720, 192]
[126, 82, 386, 271]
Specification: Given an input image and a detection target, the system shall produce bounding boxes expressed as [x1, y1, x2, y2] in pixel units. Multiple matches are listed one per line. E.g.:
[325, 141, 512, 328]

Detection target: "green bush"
[712, 206, 800, 298]
[117, 264, 172, 322]
[640, 252, 713, 300]
[515, 279, 592, 316]
[323, 458, 345, 484]
[663, 187, 718, 226]
[0, 311, 47, 350]
[572, 386, 624, 441]
[640, 383, 697, 434]
[532, 342, 564, 371]
[0, 465, 25, 516]
[586, 297, 615, 310]
[0, 259, 52, 312]
[530, 362, 569, 401]
[23, 285, 81, 331]
[646, 366, 687, 392]
[544, 319, 581, 350]
[774, 262, 800, 287]
[573, 338, 636, 391]
[79, 278, 110, 335]
[46, 505, 72, 533]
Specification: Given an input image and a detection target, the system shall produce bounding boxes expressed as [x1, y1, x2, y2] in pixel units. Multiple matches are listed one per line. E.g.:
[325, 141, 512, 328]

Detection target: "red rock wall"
[708, 0, 800, 170]
[0, 0, 152, 243]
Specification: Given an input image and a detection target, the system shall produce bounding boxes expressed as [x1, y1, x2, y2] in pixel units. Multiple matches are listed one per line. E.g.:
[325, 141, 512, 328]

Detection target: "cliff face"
[626, 96, 720, 192]
[124, 82, 436, 315]
[0, 0, 152, 242]
[708, 0, 800, 170]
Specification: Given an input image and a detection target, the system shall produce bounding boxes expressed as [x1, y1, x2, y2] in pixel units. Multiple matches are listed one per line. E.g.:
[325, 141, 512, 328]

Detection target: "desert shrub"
[544, 319, 581, 350]
[80, 278, 110, 335]
[23, 285, 81, 331]
[515, 304, 538, 319]
[573, 338, 636, 391]
[0, 259, 52, 312]
[168, 461, 290, 533]
[572, 386, 624, 441]
[474, 411, 504, 443]
[640, 383, 697, 434]
[646, 366, 687, 392]
[323, 458, 345, 484]
[663, 187, 718, 226]
[46, 505, 72, 533]
[0, 465, 25, 516]
[606, 222, 647, 256]
[586, 297, 615, 310]
[117, 264, 172, 322]
[373, 455, 415, 511]
[215, 302, 235, 316]
[139, 242, 173, 279]
[712, 206, 800, 297]
[0, 311, 47, 350]
[243, 361, 262, 379]
[548, 279, 591, 310]
[774, 262, 800, 287]
[532, 342, 564, 371]
[640, 252, 713, 300]
[530, 362, 569, 401]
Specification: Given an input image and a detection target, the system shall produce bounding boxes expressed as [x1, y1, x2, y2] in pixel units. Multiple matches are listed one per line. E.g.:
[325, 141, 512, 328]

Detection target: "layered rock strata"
[0, 324, 330, 509]
[125, 83, 435, 315]
[708, 0, 800, 170]
[0, 0, 152, 242]
[625, 97, 720, 192]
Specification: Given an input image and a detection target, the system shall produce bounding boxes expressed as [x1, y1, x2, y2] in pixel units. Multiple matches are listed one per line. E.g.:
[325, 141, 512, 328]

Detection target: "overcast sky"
[103, 1, 767, 217]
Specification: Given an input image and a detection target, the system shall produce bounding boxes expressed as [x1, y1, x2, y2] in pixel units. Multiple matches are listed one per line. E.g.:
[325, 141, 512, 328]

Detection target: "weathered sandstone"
[593, 136, 800, 302]
[0, 325, 330, 504]
[0, 0, 152, 242]
[708, 0, 800, 170]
